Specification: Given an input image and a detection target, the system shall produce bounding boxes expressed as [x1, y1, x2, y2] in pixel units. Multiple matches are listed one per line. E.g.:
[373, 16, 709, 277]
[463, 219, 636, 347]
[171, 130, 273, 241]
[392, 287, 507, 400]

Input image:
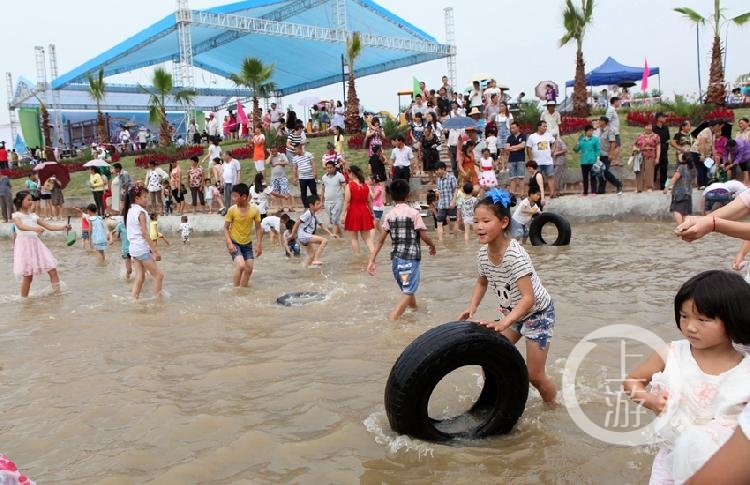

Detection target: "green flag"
[412, 77, 421, 98]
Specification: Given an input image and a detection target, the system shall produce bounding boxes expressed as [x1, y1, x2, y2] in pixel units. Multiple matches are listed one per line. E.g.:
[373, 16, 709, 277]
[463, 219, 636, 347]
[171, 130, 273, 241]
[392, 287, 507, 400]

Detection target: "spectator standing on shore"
[0, 172, 11, 222]
[595, 116, 624, 194]
[201, 137, 221, 181]
[653, 112, 671, 189]
[526, 121, 556, 198]
[291, 143, 318, 209]
[540, 101, 561, 138]
[633, 122, 661, 193]
[390, 136, 413, 182]
[573, 124, 600, 196]
[606, 97, 622, 164]
[220, 151, 241, 210]
[506, 121, 527, 197]
[206, 113, 219, 139]
[737, 117, 750, 142]
[551, 135, 567, 197]
[0, 142, 8, 170]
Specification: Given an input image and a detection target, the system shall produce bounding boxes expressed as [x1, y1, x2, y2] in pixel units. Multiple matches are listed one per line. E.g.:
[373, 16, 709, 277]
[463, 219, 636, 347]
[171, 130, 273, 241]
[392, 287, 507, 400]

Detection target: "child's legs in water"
[232, 255, 254, 287]
[132, 259, 146, 299]
[308, 235, 328, 264]
[672, 211, 685, 225]
[20, 275, 33, 297]
[124, 257, 133, 279]
[501, 328, 557, 403]
[141, 258, 164, 296]
[48, 268, 60, 292]
[96, 250, 105, 265]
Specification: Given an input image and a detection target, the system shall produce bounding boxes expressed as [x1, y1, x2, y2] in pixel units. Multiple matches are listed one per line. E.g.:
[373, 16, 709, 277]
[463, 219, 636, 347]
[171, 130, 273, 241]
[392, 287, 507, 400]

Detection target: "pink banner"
[641, 58, 650, 92]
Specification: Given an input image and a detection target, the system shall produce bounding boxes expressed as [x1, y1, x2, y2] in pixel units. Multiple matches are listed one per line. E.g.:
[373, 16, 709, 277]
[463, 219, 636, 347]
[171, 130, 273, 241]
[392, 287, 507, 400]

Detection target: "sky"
[1, 0, 749, 132]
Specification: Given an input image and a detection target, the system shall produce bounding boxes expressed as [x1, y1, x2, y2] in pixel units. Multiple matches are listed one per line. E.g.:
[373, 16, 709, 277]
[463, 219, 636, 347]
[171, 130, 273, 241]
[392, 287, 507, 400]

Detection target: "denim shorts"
[230, 241, 254, 261]
[704, 189, 732, 212]
[391, 258, 421, 295]
[510, 218, 529, 239]
[538, 164, 554, 177]
[373, 209, 383, 220]
[509, 301, 555, 349]
[132, 252, 153, 262]
[509, 161, 525, 179]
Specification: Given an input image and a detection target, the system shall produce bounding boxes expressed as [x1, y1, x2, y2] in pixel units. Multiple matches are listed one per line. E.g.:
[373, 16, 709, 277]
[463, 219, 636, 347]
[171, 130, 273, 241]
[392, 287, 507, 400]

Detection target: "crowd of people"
[4, 73, 750, 484]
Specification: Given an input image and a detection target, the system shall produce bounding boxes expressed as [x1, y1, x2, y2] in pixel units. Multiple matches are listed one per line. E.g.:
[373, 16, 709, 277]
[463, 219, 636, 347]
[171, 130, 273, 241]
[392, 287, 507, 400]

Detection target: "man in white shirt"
[206, 113, 220, 139]
[526, 121, 556, 197]
[606, 96, 622, 162]
[119, 128, 131, 151]
[390, 136, 414, 181]
[540, 101, 562, 137]
[410, 94, 428, 120]
[221, 151, 241, 210]
[269, 103, 283, 129]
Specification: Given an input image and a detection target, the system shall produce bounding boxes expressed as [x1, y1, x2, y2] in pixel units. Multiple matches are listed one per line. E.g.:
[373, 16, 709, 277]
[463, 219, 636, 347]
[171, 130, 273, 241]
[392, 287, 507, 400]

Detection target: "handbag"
[630, 152, 643, 172]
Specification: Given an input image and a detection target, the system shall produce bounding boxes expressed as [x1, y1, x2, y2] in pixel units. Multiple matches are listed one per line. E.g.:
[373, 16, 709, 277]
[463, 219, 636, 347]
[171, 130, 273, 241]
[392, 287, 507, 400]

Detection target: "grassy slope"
[61, 107, 750, 196]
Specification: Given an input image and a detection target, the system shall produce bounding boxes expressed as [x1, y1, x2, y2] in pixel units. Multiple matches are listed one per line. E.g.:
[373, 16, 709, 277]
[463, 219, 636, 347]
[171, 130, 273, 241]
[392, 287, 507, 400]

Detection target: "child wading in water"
[458, 187, 557, 403]
[149, 213, 171, 246]
[290, 195, 338, 268]
[452, 182, 478, 245]
[179, 215, 193, 244]
[224, 183, 263, 287]
[76, 203, 108, 265]
[624, 270, 750, 484]
[368, 179, 436, 320]
[664, 152, 693, 224]
[109, 215, 132, 280]
[12, 190, 71, 297]
[124, 186, 164, 299]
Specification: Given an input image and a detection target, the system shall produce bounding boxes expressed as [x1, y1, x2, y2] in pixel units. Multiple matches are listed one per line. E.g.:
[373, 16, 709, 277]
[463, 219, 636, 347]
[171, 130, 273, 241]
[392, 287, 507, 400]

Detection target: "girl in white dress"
[478, 148, 497, 189]
[624, 270, 750, 484]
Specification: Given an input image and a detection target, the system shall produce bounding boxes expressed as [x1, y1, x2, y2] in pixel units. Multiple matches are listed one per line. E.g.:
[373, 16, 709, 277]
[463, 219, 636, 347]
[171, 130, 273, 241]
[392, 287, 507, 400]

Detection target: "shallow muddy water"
[0, 221, 738, 484]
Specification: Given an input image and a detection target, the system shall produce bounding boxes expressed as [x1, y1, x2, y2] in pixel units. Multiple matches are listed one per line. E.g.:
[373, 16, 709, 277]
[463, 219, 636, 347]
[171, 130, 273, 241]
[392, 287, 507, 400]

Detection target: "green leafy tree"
[230, 57, 276, 131]
[559, 0, 594, 117]
[345, 32, 363, 134]
[87, 68, 109, 144]
[139, 67, 196, 147]
[675, 2, 750, 105]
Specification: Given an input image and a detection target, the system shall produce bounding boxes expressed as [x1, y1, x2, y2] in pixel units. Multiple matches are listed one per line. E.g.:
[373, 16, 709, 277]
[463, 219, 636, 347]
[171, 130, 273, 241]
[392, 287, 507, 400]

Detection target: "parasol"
[471, 73, 494, 83]
[443, 116, 477, 130]
[83, 159, 112, 168]
[691, 120, 732, 138]
[535, 81, 559, 99]
[298, 96, 322, 107]
[38, 162, 70, 189]
[618, 81, 636, 89]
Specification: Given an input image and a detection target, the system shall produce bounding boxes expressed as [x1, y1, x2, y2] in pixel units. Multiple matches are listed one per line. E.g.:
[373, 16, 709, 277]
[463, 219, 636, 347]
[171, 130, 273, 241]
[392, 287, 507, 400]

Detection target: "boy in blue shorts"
[223, 183, 263, 287]
[367, 179, 436, 320]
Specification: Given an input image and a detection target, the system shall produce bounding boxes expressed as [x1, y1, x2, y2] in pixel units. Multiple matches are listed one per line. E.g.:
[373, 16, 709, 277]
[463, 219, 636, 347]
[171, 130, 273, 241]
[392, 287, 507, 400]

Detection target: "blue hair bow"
[489, 188, 511, 208]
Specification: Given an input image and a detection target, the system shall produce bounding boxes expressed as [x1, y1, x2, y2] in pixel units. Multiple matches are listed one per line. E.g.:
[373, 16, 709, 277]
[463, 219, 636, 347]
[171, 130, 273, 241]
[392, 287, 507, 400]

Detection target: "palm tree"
[139, 67, 196, 147]
[344, 32, 362, 134]
[559, 0, 593, 117]
[229, 57, 276, 131]
[675, 2, 750, 105]
[87, 68, 109, 144]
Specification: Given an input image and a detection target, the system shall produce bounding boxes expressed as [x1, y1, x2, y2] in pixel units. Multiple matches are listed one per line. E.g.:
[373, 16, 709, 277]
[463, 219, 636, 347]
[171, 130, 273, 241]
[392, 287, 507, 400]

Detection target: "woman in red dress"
[341, 165, 375, 255]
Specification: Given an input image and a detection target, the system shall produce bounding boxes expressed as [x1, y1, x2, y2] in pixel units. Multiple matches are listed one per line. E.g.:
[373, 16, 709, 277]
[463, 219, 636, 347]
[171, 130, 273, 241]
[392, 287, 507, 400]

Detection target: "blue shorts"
[230, 241, 254, 261]
[509, 161, 525, 179]
[704, 189, 732, 212]
[509, 301, 555, 350]
[538, 165, 554, 177]
[391, 258, 421, 295]
[510, 218, 529, 239]
[373, 209, 384, 220]
[132, 252, 153, 262]
[81, 230, 90, 240]
[436, 207, 457, 223]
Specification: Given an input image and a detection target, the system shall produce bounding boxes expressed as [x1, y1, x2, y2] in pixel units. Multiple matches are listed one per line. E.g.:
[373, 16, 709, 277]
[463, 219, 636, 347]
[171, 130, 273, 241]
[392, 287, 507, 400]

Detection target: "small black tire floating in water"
[276, 291, 326, 306]
[529, 212, 571, 246]
[384, 321, 529, 441]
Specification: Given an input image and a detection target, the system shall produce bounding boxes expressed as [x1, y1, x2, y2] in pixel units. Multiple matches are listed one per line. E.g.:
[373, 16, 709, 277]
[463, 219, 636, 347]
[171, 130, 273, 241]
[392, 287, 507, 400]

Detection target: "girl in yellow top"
[149, 213, 170, 246]
[89, 167, 106, 216]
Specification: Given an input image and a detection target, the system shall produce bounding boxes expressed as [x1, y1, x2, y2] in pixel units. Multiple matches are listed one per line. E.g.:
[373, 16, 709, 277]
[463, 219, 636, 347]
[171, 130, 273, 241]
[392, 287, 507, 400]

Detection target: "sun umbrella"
[32, 161, 48, 171]
[38, 162, 71, 189]
[691, 120, 732, 138]
[535, 81, 559, 99]
[443, 116, 477, 130]
[471, 73, 494, 83]
[298, 96, 321, 106]
[83, 159, 112, 168]
[618, 81, 636, 89]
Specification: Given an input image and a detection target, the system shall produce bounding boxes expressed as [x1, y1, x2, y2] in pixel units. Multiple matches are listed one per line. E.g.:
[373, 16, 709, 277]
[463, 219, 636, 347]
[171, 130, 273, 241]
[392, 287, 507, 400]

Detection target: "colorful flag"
[236, 98, 248, 125]
[641, 58, 650, 92]
[413, 76, 421, 98]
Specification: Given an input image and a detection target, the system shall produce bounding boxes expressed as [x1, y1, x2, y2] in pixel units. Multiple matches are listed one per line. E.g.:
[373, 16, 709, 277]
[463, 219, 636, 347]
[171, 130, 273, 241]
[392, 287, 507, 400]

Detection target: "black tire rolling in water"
[384, 321, 529, 441]
[529, 212, 571, 246]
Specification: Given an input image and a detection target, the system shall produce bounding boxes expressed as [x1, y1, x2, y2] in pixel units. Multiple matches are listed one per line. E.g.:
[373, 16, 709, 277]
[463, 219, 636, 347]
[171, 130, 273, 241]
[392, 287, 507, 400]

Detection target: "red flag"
[641, 58, 650, 92]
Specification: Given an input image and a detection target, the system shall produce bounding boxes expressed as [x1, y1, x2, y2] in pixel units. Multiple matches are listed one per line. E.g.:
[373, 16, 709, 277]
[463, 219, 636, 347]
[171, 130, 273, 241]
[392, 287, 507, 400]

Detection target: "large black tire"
[276, 291, 326, 306]
[384, 321, 529, 441]
[528, 212, 571, 246]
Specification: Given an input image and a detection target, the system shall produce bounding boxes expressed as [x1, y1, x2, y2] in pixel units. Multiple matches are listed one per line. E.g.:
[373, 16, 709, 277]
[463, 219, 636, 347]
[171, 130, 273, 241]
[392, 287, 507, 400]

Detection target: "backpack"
[591, 160, 606, 178]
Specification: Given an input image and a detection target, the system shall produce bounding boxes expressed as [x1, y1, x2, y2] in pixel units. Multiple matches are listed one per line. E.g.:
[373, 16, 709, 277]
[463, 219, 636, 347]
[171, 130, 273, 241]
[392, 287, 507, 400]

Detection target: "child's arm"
[12, 213, 44, 233]
[663, 169, 681, 193]
[458, 274, 488, 320]
[108, 227, 117, 245]
[481, 275, 536, 331]
[366, 230, 390, 275]
[419, 228, 436, 255]
[288, 220, 301, 243]
[732, 240, 750, 270]
[254, 220, 263, 257]
[223, 221, 235, 253]
[37, 217, 71, 232]
[622, 349, 668, 414]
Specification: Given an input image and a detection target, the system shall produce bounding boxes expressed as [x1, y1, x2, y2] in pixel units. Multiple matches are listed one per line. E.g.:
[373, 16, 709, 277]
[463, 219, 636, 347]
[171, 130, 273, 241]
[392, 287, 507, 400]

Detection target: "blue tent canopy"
[565, 57, 660, 87]
[52, 0, 454, 97]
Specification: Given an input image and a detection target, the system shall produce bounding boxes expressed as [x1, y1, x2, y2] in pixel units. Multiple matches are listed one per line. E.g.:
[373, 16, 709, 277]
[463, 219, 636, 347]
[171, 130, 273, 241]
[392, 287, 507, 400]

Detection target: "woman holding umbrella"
[89, 167, 106, 216]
